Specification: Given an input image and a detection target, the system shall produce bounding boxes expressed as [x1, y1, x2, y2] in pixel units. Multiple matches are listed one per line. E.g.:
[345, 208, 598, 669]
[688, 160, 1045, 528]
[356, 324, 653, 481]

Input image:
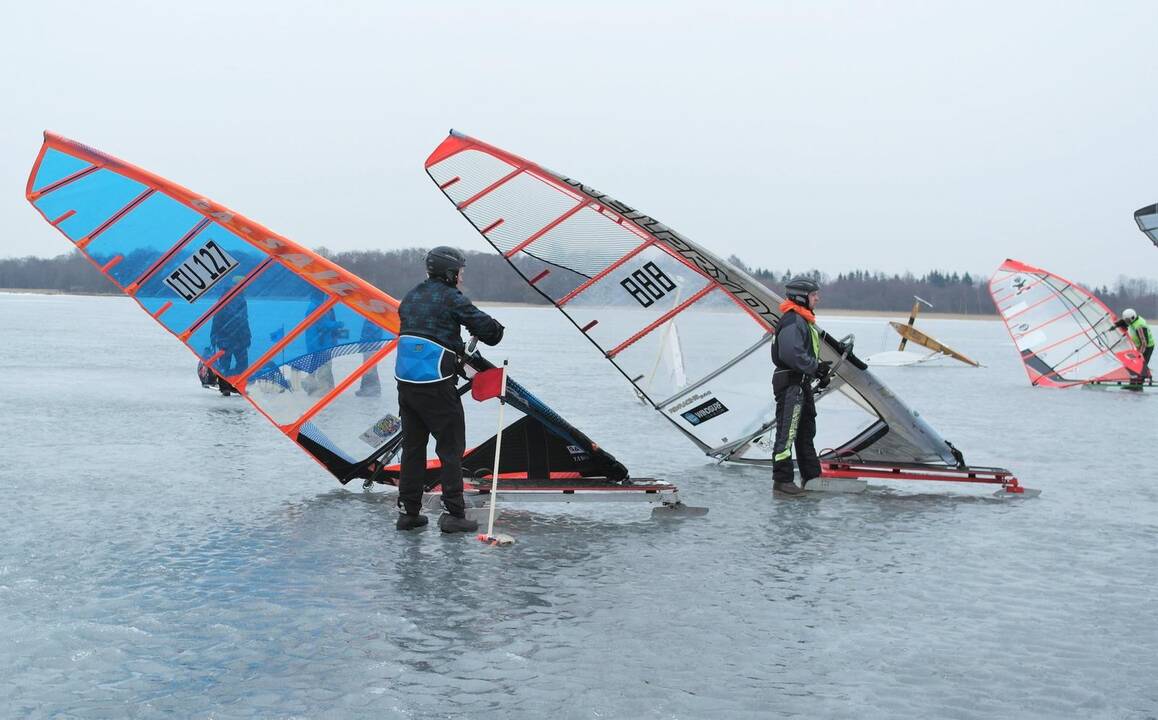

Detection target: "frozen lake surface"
[1, 292, 1156, 719]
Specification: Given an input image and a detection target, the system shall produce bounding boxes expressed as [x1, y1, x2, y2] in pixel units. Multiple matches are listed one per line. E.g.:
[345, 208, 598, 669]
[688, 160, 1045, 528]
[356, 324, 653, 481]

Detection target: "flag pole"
[480, 360, 511, 544]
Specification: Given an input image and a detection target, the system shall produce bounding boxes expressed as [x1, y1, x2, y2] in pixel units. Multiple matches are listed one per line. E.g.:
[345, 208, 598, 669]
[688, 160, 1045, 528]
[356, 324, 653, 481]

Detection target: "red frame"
[821, 461, 1028, 493]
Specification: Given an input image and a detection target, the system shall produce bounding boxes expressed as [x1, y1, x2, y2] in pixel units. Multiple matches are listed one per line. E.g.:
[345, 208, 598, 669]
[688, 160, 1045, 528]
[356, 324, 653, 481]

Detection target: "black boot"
[773, 481, 806, 497]
[438, 513, 478, 533]
[396, 513, 429, 531]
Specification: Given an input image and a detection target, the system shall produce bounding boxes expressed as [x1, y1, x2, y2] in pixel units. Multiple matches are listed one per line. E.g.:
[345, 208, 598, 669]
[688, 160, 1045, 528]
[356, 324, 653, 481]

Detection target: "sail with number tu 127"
[23, 133, 646, 495]
[989, 258, 1143, 387]
[422, 130, 1018, 485]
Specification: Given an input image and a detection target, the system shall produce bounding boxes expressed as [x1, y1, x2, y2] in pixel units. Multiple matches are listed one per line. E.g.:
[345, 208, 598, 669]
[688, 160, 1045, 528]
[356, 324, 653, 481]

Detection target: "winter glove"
[813, 361, 833, 391]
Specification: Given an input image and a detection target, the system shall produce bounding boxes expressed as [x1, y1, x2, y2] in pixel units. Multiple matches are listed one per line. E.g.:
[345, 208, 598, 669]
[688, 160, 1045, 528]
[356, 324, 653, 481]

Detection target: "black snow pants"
[771, 371, 820, 485]
[397, 378, 467, 517]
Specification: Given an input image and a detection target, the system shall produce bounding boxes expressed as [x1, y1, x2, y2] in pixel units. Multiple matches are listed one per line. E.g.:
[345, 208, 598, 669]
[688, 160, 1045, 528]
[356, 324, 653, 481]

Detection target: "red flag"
[471, 367, 506, 401]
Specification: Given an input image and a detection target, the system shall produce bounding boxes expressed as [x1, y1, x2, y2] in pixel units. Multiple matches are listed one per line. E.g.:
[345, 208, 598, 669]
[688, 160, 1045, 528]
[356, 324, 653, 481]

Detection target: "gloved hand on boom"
[816, 360, 833, 379]
[814, 360, 833, 391]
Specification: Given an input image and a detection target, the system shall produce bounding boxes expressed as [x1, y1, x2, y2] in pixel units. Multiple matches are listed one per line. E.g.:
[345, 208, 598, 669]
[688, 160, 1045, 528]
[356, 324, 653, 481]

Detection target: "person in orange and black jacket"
[770, 277, 832, 497]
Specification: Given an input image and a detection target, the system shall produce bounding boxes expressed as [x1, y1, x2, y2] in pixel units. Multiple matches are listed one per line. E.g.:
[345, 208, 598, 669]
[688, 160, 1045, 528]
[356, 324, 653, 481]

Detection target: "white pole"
[484, 361, 508, 539]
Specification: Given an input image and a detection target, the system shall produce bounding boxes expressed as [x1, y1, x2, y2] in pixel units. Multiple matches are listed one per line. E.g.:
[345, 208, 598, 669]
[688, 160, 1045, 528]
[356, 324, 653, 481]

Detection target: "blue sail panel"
[30, 148, 92, 193]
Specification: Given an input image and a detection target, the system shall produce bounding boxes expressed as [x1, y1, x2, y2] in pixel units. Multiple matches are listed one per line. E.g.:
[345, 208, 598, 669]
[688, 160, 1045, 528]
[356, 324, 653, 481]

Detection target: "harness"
[394, 335, 458, 383]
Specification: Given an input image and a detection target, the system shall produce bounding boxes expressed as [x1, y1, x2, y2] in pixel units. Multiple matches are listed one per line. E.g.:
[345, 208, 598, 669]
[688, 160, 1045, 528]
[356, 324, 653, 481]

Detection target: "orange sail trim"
[28, 132, 401, 335]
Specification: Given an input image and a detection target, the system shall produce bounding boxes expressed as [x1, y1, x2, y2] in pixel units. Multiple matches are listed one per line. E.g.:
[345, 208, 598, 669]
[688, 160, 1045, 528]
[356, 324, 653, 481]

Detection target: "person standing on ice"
[770, 277, 832, 497]
[393, 247, 504, 533]
[1116, 308, 1154, 380]
[209, 276, 251, 396]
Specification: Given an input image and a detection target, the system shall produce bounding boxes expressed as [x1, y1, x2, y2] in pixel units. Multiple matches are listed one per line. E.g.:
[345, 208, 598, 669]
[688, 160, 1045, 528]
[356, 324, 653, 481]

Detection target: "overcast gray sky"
[2, 0, 1154, 287]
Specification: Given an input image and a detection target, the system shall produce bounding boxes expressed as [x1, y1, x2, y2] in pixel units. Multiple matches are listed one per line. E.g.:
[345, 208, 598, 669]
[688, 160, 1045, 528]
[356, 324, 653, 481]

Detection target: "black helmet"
[785, 276, 820, 306]
[425, 246, 466, 283]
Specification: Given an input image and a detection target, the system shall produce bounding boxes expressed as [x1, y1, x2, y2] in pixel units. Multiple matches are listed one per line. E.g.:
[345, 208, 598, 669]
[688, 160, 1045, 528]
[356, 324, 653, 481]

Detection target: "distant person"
[393, 247, 504, 533]
[355, 319, 384, 397]
[770, 277, 832, 497]
[209, 277, 251, 397]
[1116, 308, 1153, 380]
[302, 291, 346, 396]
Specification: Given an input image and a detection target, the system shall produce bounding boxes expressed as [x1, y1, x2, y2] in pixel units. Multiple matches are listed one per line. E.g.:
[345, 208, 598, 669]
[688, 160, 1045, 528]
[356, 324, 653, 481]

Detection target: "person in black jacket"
[770, 277, 832, 497]
[394, 247, 505, 532]
[209, 278, 251, 397]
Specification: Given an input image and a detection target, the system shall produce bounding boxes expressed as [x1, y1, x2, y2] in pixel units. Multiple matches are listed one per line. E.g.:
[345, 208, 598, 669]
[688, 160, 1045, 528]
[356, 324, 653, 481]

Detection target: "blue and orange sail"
[27, 132, 405, 480]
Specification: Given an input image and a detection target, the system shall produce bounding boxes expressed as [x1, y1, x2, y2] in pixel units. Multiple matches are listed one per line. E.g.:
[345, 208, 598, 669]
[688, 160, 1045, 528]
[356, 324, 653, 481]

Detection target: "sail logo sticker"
[666, 391, 711, 414]
[360, 413, 402, 447]
[680, 397, 730, 426]
[164, 239, 240, 303]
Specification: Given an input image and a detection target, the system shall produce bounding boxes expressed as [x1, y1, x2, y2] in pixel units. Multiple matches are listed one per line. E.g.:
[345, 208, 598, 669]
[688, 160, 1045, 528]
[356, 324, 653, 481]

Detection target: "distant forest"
[2, 248, 1156, 315]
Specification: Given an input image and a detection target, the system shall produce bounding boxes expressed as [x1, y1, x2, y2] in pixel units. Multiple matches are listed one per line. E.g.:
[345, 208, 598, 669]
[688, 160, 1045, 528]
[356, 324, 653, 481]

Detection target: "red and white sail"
[989, 258, 1143, 387]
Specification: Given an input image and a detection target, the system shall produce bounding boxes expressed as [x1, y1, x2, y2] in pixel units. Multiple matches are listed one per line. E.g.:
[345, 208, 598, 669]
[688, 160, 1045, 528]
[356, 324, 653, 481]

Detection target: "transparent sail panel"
[299, 355, 402, 463]
[521, 205, 650, 281]
[246, 307, 394, 426]
[817, 383, 889, 455]
[427, 148, 517, 206]
[615, 292, 768, 404]
[565, 252, 712, 353]
[462, 172, 582, 254]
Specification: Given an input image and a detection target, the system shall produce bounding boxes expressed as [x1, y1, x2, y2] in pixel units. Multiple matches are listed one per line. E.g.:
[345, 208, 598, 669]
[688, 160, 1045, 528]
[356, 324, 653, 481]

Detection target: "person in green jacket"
[1116, 308, 1154, 380]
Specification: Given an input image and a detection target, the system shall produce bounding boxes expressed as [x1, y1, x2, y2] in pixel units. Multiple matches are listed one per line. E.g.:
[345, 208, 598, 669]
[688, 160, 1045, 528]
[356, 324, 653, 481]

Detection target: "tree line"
[2, 248, 1155, 315]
